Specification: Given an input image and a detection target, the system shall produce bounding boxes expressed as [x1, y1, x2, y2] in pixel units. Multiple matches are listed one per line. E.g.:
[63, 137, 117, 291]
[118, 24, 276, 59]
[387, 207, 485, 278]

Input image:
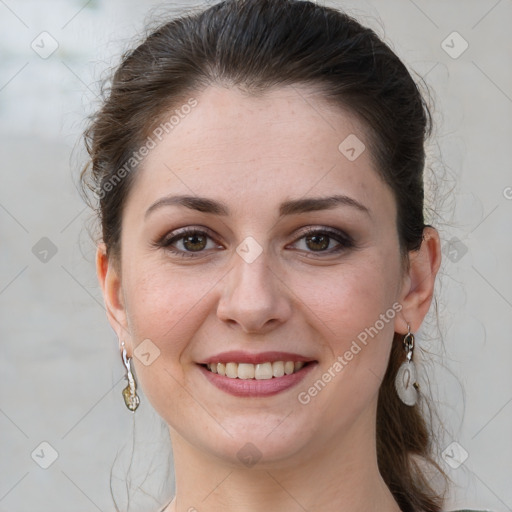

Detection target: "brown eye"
[182, 233, 208, 252]
[305, 233, 330, 251]
[157, 227, 223, 258]
[291, 227, 355, 255]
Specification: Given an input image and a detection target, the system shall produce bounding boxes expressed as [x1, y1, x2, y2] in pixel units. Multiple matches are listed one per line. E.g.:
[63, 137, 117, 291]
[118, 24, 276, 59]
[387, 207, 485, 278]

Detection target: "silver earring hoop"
[121, 341, 140, 412]
[394, 324, 419, 406]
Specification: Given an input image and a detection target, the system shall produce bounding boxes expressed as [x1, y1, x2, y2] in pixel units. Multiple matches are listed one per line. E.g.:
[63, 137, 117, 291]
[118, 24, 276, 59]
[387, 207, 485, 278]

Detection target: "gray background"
[1, 0, 511, 511]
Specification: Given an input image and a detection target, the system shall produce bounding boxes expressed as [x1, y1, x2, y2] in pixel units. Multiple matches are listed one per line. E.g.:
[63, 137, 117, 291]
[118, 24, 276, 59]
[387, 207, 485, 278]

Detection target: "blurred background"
[1, 0, 511, 511]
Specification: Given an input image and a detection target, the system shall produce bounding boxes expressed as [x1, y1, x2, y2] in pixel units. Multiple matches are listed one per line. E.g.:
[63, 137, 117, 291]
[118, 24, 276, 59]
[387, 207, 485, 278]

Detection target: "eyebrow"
[144, 194, 371, 220]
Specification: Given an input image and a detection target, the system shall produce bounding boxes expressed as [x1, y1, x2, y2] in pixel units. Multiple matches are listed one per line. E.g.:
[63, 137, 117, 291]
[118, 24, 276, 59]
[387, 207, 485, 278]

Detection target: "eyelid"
[160, 225, 219, 246]
[295, 225, 354, 244]
[287, 226, 355, 255]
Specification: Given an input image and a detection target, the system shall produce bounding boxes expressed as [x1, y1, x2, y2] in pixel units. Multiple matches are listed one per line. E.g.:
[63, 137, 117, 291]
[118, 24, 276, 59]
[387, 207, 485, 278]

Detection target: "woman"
[80, 1, 487, 511]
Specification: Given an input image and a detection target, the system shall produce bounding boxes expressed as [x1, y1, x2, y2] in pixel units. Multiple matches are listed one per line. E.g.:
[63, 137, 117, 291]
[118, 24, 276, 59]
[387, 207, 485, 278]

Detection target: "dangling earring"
[121, 341, 140, 412]
[394, 324, 419, 406]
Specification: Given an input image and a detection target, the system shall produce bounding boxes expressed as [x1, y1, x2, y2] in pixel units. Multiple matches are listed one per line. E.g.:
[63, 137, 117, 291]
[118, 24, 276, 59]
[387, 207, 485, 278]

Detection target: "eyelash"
[155, 226, 355, 259]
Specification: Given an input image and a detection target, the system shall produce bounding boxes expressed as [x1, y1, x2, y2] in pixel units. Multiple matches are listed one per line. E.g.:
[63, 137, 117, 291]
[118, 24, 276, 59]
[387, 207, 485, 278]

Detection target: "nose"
[216, 249, 292, 334]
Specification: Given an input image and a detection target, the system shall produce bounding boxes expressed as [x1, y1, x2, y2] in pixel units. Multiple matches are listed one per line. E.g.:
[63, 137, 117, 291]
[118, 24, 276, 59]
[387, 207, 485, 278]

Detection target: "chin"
[200, 416, 318, 469]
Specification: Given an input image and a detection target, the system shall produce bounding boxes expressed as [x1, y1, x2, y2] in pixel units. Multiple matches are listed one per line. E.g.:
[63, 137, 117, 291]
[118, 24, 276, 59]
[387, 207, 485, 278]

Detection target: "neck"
[165, 402, 401, 512]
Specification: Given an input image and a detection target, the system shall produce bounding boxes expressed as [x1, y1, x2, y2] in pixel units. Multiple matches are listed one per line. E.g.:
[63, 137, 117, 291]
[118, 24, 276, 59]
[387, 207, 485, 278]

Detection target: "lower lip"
[197, 362, 317, 397]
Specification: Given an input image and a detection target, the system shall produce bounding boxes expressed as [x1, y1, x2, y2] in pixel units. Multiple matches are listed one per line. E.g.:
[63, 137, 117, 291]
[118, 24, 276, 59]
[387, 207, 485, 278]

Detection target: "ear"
[394, 226, 442, 335]
[96, 243, 131, 348]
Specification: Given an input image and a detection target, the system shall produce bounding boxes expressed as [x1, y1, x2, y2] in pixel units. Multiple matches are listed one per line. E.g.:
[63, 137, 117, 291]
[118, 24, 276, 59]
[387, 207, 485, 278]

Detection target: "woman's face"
[102, 85, 414, 466]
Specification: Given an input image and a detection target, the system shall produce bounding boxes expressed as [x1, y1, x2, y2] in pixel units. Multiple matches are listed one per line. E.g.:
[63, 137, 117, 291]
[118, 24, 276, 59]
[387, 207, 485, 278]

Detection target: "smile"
[204, 361, 307, 379]
[198, 360, 317, 397]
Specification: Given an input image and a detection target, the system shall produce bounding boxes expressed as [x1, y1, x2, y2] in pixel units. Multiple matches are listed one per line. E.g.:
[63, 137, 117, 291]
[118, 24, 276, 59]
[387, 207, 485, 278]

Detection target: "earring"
[121, 341, 140, 412]
[394, 324, 419, 406]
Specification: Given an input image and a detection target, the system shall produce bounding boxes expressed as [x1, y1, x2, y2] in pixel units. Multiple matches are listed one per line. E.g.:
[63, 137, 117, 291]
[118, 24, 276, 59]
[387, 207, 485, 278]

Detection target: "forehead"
[125, 85, 395, 220]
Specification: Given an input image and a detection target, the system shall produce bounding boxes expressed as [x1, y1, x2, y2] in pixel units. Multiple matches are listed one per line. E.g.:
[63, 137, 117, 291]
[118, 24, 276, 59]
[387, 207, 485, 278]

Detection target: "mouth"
[197, 358, 318, 397]
[201, 360, 314, 379]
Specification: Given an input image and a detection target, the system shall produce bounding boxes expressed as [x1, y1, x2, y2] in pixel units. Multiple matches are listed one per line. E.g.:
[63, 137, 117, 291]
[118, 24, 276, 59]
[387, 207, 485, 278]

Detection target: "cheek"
[123, 263, 222, 425]
[293, 253, 399, 337]
[123, 262, 219, 350]
[290, 250, 401, 399]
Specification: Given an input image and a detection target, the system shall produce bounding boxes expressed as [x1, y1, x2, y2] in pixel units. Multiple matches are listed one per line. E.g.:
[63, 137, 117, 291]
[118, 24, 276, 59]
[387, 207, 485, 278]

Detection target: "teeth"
[294, 361, 305, 372]
[205, 360, 309, 379]
[237, 363, 255, 380]
[272, 361, 284, 377]
[226, 362, 238, 378]
[255, 362, 273, 380]
[284, 361, 294, 375]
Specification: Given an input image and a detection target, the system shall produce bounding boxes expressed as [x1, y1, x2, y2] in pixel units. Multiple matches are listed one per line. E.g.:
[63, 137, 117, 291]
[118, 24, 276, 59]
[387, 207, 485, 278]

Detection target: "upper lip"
[198, 351, 317, 365]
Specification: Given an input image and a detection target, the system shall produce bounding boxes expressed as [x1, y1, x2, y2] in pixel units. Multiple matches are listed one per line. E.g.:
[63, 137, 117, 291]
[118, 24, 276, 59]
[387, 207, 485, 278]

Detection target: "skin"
[97, 85, 441, 512]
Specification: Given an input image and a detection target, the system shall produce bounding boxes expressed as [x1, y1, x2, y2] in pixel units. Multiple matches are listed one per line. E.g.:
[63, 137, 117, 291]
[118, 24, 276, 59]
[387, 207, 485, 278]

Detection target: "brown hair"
[80, 1, 448, 510]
